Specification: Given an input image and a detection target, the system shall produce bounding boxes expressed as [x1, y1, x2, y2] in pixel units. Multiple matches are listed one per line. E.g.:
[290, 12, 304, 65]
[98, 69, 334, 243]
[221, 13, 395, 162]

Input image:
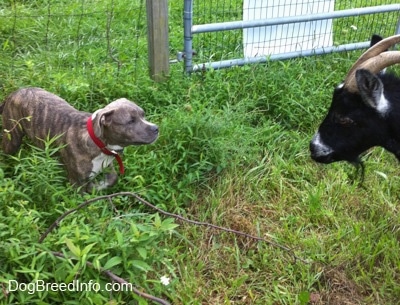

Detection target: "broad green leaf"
[153, 213, 162, 228]
[136, 247, 147, 259]
[65, 239, 81, 257]
[131, 260, 152, 272]
[65, 262, 82, 283]
[161, 218, 179, 231]
[115, 228, 124, 246]
[103, 256, 122, 270]
[81, 243, 97, 256]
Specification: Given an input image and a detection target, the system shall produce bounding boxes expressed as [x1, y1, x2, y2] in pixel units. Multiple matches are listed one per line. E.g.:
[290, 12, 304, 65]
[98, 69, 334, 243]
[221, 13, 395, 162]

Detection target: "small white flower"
[350, 25, 357, 31]
[160, 275, 170, 286]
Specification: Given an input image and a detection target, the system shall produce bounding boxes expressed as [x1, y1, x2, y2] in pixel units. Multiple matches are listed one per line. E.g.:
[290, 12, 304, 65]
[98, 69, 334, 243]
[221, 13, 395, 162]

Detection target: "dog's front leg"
[104, 169, 119, 189]
[66, 161, 118, 192]
[87, 165, 118, 192]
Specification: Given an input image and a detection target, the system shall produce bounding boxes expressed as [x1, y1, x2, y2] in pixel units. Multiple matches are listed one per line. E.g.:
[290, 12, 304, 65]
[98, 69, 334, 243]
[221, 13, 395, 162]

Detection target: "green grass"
[1, 1, 400, 304]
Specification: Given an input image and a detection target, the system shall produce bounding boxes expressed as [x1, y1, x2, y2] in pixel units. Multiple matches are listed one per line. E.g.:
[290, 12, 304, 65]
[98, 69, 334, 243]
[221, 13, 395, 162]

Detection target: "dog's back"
[1, 87, 88, 153]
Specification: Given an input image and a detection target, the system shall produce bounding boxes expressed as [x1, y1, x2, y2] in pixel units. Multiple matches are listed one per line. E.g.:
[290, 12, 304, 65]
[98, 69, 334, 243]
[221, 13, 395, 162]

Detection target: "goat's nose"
[309, 141, 318, 155]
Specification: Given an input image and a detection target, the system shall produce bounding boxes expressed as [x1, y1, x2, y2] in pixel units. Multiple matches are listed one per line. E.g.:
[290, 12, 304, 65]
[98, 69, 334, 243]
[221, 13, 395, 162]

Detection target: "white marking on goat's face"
[336, 83, 345, 89]
[376, 92, 390, 116]
[310, 133, 334, 159]
[90, 153, 114, 178]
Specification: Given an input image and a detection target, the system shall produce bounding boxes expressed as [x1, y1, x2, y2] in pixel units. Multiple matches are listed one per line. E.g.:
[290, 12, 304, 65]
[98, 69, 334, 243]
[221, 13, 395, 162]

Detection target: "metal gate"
[183, 1, 400, 73]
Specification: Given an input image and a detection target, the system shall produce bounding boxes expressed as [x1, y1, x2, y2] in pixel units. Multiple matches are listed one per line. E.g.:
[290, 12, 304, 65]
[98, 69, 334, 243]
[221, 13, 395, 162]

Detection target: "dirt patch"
[311, 265, 367, 305]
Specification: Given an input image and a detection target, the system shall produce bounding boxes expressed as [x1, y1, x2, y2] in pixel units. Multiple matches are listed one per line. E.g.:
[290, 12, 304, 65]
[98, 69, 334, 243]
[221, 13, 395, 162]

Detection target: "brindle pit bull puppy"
[0, 87, 159, 191]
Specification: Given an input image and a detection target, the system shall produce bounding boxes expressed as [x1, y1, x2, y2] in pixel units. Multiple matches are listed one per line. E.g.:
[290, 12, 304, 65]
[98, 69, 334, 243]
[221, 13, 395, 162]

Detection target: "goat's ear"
[369, 35, 387, 75]
[356, 69, 385, 112]
[370, 34, 383, 47]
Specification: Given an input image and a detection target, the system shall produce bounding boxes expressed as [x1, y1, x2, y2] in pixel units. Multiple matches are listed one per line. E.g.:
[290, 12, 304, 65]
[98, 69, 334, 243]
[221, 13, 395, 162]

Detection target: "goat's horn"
[359, 51, 400, 74]
[344, 34, 400, 92]
[345, 51, 400, 92]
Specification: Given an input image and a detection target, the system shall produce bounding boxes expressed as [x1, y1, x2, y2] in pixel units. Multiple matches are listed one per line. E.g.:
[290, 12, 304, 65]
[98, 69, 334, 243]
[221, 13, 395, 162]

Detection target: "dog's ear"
[100, 109, 115, 127]
[93, 109, 115, 138]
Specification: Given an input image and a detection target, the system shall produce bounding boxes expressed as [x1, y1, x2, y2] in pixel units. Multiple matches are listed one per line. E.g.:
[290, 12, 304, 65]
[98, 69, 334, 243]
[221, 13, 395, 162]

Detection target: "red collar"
[87, 116, 124, 174]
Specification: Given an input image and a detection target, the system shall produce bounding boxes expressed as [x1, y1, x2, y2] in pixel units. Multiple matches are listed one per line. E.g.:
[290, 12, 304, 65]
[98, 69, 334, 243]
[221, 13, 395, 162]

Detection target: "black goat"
[310, 34, 400, 172]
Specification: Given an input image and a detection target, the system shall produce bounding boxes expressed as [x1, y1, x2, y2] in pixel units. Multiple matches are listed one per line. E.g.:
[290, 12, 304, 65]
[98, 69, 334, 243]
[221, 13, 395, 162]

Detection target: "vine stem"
[39, 191, 309, 264]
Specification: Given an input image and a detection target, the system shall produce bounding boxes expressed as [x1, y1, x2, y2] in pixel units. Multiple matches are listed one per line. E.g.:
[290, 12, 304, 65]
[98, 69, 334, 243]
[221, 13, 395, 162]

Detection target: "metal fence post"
[183, 0, 193, 74]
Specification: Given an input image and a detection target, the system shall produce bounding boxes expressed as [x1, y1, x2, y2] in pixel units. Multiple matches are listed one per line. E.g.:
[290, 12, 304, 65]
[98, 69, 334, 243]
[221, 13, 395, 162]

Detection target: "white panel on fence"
[243, 0, 334, 57]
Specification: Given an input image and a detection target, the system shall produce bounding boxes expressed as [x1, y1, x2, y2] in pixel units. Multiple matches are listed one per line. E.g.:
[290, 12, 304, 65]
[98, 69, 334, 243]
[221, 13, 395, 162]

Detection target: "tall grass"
[1, 1, 400, 304]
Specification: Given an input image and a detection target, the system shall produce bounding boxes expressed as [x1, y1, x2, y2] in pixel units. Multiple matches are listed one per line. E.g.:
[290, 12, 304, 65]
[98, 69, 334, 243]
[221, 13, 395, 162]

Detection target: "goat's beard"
[350, 157, 365, 185]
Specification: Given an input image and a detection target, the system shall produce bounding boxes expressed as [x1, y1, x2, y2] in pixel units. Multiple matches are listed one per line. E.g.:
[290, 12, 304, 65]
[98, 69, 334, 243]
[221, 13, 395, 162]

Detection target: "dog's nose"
[151, 125, 159, 134]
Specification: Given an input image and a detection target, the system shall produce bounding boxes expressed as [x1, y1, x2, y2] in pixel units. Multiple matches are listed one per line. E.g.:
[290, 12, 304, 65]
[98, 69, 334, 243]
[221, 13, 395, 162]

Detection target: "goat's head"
[310, 34, 400, 167]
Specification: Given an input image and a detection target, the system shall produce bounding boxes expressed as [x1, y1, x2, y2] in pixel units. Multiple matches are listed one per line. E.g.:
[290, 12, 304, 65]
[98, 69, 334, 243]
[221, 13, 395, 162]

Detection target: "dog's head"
[91, 98, 159, 147]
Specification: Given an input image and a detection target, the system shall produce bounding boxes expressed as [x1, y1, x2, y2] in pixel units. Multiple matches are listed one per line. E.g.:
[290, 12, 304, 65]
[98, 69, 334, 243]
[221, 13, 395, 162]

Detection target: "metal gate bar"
[184, 1, 400, 73]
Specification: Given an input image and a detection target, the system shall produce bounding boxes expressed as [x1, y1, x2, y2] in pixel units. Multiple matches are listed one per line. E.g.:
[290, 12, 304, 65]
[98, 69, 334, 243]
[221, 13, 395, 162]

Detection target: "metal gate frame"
[183, 1, 400, 73]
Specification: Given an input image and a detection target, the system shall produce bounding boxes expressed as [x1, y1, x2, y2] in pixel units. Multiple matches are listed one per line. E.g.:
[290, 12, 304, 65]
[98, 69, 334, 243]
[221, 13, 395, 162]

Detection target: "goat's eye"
[129, 118, 137, 124]
[338, 116, 354, 126]
[332, 113, 354, 126]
